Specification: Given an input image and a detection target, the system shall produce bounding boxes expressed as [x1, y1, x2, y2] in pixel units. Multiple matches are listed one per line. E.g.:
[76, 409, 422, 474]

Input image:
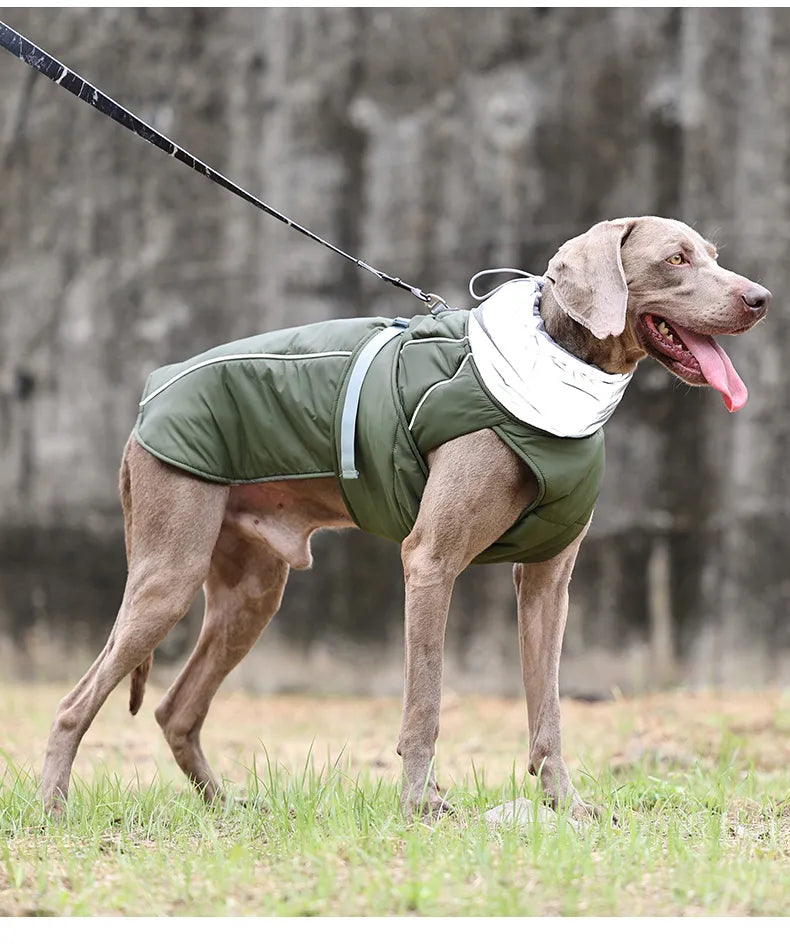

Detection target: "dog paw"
[402, 789, 454, 824]
[421, 797, 454, 824]
[568, 800, 618, 826]
[41, 792, 67, 820]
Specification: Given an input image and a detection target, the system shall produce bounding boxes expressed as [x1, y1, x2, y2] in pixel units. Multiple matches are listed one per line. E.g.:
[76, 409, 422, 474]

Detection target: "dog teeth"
[657, 320, 674, 341]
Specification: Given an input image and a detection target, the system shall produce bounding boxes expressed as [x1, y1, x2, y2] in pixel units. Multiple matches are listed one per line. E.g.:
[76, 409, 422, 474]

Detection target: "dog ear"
[544, 219, 635, 340]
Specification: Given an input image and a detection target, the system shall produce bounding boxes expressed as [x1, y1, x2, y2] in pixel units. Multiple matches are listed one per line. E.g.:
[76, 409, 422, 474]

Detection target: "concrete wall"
[1, 8, 789, 693]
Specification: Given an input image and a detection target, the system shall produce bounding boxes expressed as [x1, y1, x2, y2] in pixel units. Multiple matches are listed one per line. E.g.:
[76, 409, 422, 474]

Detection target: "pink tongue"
[671, 323, 748, 412]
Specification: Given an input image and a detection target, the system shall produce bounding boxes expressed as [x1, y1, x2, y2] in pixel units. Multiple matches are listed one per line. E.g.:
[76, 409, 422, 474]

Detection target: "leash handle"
[0, 20, 447, 310]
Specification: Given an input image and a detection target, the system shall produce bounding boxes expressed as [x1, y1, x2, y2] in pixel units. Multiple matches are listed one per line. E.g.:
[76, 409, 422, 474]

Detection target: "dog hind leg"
[154, 524, 289, 801]
[40, 442, 228, 813]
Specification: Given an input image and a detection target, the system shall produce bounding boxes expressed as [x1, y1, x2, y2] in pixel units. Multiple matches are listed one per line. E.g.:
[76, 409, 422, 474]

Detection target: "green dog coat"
[134, 304, 606, 565]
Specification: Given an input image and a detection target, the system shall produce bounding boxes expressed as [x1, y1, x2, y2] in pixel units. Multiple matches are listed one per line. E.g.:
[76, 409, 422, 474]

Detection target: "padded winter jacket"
[134, 308, 604, 564]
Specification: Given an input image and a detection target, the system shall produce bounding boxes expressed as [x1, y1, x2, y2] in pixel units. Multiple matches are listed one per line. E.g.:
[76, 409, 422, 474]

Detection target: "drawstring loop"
[468, 268, 539, 302]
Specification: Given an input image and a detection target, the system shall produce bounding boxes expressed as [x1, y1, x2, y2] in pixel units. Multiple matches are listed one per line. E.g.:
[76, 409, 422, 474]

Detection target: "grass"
[1, 684, 790, 915]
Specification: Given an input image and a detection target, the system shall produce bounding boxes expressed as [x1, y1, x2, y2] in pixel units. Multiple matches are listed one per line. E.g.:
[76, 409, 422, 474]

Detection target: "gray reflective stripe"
[139, 350, 353, 407]
[401, 335, 469, 349]
[408, 353, 473, 431]
[340, 324, 407, 479]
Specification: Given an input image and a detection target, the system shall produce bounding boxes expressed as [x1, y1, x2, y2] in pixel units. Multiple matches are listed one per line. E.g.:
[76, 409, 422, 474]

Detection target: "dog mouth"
[640, 314, 748, 412]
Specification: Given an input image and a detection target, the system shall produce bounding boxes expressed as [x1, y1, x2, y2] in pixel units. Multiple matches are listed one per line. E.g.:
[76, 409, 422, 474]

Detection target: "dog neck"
[468, 279, 634, 438]
[538, 283, 644, 376]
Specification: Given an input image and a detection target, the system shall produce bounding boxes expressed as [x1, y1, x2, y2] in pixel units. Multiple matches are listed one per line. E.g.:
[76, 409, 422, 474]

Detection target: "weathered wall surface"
[1, 8, 789, 693]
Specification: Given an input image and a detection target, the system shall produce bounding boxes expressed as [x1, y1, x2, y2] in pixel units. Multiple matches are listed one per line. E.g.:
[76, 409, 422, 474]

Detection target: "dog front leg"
[397, 532, 457, 820]
[394, 430, 536, 821]
[512, 521, 599, 818]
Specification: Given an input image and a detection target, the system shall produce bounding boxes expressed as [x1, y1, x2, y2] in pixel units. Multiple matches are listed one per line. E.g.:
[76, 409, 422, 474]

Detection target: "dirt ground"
[3, 682, 790, 792]
[4, 682, 790, 917]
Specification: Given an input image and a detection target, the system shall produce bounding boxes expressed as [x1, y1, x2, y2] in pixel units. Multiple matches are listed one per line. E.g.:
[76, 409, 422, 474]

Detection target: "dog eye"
[666, 253, 686, 266]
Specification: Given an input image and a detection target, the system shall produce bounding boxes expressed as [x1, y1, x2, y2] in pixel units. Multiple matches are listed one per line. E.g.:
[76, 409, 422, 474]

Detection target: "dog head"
[545, 216, 771, 411]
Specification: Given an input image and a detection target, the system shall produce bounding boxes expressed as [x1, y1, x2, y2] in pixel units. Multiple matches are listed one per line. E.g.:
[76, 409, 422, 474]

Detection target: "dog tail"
[129, 654, 153, 716]
[119, 439, 154, 716]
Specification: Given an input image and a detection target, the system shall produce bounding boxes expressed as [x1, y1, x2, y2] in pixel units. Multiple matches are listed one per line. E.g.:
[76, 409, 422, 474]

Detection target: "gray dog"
[41, 216, 770, 819]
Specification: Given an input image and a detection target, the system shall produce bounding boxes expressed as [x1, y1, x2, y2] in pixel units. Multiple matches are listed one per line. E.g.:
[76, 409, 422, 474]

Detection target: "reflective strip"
[408, 353, 473, 431]
[401, 335, 469, 349]
[139, 350, 353, 407]
[340, 324, 408, 479]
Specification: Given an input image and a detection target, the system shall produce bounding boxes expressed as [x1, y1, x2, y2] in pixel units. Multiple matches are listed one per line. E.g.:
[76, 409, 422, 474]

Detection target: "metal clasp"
[424, 292, 450, 314]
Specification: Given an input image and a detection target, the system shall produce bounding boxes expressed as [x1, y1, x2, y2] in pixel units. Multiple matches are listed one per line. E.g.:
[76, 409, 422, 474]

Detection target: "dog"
[40, 216, 770, 819]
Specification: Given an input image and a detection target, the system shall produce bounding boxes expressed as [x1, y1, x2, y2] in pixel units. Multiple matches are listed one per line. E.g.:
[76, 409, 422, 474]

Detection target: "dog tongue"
[671, 324, 748, 412]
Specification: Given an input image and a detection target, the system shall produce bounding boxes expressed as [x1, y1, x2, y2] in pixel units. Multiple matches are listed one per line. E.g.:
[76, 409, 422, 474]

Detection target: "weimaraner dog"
[41, 216, 770, 819]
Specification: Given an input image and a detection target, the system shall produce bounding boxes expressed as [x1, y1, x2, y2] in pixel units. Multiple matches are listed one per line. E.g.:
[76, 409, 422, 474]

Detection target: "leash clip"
[424, 292, 450, 315]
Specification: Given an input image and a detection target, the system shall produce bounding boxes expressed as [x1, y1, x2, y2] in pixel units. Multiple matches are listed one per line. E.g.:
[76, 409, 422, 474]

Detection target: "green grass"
[2, 749, 790, 916]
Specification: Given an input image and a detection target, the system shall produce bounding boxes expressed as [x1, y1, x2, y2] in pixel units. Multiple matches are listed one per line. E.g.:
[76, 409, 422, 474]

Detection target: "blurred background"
[0, 7, 788, 697]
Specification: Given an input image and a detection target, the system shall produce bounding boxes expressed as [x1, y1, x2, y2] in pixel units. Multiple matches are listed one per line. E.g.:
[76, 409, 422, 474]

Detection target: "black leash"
[0, 20, 448, 312]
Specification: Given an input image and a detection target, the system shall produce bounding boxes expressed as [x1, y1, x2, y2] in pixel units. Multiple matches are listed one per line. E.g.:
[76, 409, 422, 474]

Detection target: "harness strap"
[340, 319, 410, 479]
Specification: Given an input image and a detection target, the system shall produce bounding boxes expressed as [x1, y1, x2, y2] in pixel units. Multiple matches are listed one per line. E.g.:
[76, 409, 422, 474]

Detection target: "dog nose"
[742, 283, 771, 313]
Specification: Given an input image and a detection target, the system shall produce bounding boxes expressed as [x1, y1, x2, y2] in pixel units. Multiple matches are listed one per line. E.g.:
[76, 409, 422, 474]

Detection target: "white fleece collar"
[467, 278, 633, 438]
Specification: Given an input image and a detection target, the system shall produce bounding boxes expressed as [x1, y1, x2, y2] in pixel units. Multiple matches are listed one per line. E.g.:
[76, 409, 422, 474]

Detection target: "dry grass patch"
[2, 683, 790, 915]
